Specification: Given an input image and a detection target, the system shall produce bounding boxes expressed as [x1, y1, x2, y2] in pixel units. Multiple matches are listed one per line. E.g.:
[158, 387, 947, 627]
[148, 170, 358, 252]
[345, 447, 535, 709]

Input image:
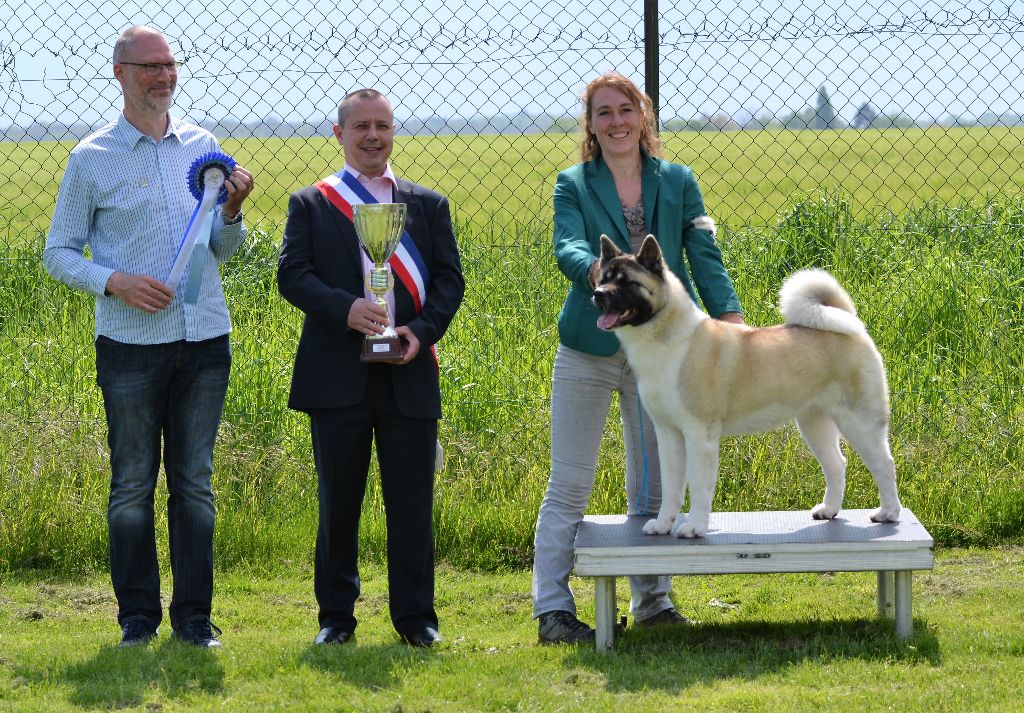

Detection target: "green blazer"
[554, 151, 742, 356]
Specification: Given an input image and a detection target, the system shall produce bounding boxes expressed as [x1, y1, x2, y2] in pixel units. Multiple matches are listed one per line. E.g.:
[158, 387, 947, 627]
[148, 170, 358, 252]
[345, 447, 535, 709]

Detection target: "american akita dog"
[592, 234, 901, 538]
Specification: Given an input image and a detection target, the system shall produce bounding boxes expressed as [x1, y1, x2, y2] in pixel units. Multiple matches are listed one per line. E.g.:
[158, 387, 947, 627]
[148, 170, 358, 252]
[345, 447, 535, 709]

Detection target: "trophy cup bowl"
[353, 203, 408, 362]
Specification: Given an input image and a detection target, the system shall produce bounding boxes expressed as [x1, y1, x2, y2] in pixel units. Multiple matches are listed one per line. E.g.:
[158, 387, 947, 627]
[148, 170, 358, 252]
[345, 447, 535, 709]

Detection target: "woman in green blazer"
[532, 71, 744, 644]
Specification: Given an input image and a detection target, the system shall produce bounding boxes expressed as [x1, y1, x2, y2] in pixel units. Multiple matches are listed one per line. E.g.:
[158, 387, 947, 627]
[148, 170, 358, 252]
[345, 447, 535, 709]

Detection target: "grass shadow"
[298, 639, 444, 691]
[52, 638, 226, 709]
[565, 617, 941, 694]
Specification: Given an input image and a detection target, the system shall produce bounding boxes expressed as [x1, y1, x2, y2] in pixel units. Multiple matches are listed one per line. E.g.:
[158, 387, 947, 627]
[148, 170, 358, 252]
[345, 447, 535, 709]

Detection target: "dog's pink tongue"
[596, 312, 619, 330]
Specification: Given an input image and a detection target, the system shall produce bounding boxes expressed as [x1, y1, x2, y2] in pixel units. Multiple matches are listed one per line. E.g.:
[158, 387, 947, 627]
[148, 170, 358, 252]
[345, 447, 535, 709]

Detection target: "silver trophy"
[353, 203, 408, 362]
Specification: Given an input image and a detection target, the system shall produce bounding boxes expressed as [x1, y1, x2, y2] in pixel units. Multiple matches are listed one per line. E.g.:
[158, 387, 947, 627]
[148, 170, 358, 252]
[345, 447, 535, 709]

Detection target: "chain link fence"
[2, 0, 1022, 568]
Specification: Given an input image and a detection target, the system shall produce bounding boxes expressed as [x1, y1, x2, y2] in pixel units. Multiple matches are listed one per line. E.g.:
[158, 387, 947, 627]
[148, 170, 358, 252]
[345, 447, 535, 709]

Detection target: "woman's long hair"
[579, 71, 663, 162]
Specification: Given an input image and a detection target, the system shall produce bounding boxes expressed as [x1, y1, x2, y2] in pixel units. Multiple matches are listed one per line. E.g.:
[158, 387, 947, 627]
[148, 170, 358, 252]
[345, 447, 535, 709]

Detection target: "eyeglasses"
[119, 61, 183, 75]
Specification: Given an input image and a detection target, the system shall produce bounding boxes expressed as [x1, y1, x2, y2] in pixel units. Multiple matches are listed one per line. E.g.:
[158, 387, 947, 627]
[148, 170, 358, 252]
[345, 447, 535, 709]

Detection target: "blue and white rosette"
[165, 152, 236, 303]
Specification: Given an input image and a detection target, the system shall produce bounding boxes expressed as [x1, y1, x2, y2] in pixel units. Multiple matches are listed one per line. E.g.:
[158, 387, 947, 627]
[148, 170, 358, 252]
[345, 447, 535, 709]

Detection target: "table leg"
[594, 576, 616, 653]
[894, 570, 913, 640]
[877, 570, 895, 618]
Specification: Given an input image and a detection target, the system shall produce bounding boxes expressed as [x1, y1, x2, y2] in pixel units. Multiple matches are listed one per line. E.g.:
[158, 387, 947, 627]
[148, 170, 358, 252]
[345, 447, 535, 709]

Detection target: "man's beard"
[144, 93, 173, 114]
[131, 83, 174, 115]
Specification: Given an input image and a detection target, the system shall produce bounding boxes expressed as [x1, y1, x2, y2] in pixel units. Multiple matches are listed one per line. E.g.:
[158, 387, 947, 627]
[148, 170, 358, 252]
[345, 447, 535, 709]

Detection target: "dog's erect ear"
[636, 235, 664, 274]
[599, 234, 622, 264]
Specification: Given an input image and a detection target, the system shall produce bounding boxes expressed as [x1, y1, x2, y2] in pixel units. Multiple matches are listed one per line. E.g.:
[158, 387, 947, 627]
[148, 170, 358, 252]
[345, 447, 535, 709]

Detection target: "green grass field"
[5, 126, 1024, 240]
[2, 548, 1023, 711]
[1, 128, 1022, 578]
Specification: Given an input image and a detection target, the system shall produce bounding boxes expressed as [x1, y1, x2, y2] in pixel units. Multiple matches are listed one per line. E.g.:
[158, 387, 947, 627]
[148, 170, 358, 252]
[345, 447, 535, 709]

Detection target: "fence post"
[644, 0, 659, 128]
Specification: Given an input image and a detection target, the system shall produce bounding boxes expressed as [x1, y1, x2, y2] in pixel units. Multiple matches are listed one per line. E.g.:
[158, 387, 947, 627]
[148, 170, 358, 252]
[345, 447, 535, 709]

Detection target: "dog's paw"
[870, 504, 901, 523]
[642, 517, 674, 535]
[671, 519, 707, 538]
[810, 503, 839, 520]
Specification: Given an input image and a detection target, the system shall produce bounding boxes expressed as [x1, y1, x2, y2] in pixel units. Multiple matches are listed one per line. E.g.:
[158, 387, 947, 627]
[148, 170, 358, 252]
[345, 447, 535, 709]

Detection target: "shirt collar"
[115, 111, 181, 146]
[343, 162, 398, 188]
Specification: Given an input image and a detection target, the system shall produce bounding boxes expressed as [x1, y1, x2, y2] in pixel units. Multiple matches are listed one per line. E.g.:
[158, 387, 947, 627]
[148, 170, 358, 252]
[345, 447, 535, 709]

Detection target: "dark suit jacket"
[278, 177, 464, 419]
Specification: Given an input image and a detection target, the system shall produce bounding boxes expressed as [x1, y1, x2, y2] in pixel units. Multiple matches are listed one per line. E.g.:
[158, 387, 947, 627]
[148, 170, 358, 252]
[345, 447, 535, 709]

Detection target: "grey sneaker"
[635, 607, 691, 629]
[538, 610, 596, 645]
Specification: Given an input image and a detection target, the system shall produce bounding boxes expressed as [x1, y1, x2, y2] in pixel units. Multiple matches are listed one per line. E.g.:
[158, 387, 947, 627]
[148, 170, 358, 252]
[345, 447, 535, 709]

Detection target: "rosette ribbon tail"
[166, 152, 236, 303]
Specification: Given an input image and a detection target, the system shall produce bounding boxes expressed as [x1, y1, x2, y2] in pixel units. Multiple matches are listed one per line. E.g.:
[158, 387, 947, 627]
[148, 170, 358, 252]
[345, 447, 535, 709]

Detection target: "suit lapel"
[314, 188, 363, 266]
[393, 181, 412, 212]
[641, 153, 660, 236]
[393, 181, 417, 256]
[388, 181, 418, 311]
[587, 156, 629, 248]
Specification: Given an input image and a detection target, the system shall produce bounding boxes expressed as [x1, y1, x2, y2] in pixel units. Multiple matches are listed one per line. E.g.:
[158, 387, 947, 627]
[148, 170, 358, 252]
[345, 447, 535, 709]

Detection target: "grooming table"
[573, 509, 934, 652]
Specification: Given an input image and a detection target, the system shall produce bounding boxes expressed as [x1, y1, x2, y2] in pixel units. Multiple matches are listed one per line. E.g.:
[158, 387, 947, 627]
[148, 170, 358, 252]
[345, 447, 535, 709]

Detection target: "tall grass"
[2, 190, 1021, 575]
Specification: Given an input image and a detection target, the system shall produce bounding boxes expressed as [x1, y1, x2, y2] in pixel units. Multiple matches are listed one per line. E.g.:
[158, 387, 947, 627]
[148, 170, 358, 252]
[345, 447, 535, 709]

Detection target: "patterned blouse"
[622, 200, 646, 253]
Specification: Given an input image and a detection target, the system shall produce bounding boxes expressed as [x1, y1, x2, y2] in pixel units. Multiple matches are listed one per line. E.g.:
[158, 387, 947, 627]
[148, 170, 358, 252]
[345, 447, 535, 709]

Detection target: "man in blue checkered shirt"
[44, 25, 253, 649]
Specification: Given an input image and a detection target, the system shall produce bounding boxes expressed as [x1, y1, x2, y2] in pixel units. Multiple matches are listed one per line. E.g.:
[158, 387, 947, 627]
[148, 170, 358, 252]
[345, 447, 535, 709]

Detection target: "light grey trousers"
[532, 344, 674, 621]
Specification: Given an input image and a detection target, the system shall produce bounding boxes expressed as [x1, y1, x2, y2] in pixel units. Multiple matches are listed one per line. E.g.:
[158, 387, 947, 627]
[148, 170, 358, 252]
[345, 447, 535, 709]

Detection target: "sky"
[2, 0, 1022, 130]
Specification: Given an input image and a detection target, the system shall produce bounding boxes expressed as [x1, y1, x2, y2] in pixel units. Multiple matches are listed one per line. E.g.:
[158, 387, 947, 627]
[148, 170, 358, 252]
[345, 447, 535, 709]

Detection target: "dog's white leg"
[673, 425, 719, 538]
[642, 425, 686, 535]
[838, 416, 901, 522]
[797, 409, 846, 520]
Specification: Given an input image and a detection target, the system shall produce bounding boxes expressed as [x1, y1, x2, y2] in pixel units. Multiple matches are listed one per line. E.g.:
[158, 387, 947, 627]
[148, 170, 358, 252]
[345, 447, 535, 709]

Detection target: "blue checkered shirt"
[44, 113, 246, 344]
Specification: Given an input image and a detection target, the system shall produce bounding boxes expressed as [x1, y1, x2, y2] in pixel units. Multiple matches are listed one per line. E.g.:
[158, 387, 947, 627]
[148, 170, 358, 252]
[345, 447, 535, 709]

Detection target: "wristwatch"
[222, 208, 243, 225]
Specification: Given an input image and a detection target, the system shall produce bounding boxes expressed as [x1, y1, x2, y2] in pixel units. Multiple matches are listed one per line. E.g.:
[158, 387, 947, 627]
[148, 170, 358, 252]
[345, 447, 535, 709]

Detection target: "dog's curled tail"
[778, 269, 866, 336]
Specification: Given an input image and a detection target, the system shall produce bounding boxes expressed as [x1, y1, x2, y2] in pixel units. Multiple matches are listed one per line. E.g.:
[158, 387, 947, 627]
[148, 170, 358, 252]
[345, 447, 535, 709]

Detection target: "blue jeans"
[533, 345, 673, 620]
[95, 335, 231, 631]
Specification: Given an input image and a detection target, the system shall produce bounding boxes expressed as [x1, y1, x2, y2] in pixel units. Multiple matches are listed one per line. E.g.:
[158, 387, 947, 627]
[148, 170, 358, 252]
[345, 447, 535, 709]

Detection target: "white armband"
[692, 215, 717, 237]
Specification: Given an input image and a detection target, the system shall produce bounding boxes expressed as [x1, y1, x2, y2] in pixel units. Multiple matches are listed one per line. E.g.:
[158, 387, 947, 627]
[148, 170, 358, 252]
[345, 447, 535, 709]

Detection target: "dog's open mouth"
[597, 308, 634, 330]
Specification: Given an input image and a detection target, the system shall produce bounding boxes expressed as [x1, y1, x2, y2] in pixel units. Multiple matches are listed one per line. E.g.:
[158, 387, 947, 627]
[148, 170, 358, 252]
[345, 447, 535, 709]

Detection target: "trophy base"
[361, 335, 404, 362]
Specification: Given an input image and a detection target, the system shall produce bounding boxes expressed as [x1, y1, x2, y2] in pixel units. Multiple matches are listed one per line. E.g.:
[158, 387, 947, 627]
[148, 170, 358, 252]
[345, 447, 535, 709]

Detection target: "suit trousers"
[532, 344, 674, 621]
[309, 364, 439, 637]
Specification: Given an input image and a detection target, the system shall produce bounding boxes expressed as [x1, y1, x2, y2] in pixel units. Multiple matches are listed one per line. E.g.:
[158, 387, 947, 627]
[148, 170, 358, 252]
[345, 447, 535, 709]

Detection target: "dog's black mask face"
[592, 235, 664, 330]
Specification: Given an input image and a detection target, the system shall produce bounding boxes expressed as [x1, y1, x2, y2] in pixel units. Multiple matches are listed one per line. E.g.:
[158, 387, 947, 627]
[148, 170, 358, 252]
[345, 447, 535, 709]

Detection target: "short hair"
[337, 88, 388, 127]
[579, 71, 662, 162]
[113, 25, 163, 64]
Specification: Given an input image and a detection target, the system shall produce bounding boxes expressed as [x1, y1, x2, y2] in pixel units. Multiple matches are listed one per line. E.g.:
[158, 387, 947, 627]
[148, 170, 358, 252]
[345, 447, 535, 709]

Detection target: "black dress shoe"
[119, 620, 158, 648]
[314, 627, 353, 645]
[172, 619, 223, 648]
[400, 627, 443, 648]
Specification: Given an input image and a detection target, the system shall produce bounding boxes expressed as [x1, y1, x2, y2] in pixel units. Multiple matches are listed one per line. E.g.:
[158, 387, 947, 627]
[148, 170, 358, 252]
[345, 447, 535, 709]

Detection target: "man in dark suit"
[277, 88, 464, 647]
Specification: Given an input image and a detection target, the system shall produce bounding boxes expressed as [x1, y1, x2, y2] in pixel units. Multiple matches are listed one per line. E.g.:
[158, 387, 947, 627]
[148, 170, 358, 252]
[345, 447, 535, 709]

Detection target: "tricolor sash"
[315, 170, 429, 313]
[315, 169, 438, 369]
